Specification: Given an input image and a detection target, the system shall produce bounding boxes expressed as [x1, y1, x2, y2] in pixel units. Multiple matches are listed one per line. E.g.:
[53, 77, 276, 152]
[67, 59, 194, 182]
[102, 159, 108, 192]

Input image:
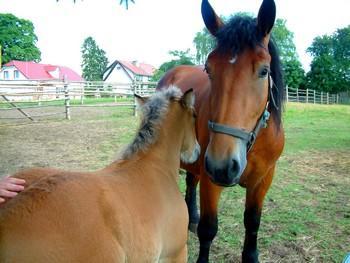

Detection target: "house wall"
[105, 64, 133, 83]
[0, 66, 27, 80]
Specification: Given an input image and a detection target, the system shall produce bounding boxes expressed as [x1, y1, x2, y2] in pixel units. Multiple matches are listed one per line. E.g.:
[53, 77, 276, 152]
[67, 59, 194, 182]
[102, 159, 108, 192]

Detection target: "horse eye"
[259, 67, 270, 78]
[204, 62, 211, 75]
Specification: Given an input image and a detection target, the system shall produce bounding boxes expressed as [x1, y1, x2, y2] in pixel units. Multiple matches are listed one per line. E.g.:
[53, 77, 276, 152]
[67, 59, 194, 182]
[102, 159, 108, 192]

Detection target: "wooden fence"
[0, 80, 157, 122]
[0, 80, 347, 123]
[285, 86, 339, 104]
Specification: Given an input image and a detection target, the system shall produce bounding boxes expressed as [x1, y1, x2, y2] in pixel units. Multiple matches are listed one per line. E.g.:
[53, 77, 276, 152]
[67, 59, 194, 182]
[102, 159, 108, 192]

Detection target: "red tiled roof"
[3, 60, 84, 81]
[119, 60, 156, 76]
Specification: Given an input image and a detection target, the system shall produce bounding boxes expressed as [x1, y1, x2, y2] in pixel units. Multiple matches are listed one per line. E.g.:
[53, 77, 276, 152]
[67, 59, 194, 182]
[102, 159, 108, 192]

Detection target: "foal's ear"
[257, 0, 276, 37]
[182, 88, 195, 108]
[134, 93, 148, 106]
[201, 0, 224, 36]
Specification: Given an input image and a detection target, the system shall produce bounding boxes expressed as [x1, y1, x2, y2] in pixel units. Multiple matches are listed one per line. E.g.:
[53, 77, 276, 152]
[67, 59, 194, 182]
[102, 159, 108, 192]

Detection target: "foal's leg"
[196, 173, 223, 263]
[242, 166, 275, 263]
[185, 171, 200, 233]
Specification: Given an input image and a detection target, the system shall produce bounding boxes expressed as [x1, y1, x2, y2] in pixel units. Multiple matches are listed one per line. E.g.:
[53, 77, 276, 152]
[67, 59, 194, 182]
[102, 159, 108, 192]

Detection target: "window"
[3, 71, 9, 80]
[14, 70, 19, 79]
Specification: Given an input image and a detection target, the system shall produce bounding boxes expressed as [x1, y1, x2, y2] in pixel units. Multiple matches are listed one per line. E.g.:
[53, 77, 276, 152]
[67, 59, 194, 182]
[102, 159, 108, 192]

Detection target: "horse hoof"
[188, 222, 198, 233]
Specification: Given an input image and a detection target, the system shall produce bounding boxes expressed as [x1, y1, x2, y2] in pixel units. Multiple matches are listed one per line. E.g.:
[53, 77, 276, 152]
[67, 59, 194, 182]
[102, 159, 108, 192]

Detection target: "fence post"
[327, 92, 329, 104]
[80, 84, 84, 105]
[313, 90, 316, 104]
[133, 82, 137, 117]
[285, 86, 289, 102]
[337, 94, 339, 104]
[296, 88, 299, 102]
[64, 79, 71, 120]
[306, 89, 309, 103]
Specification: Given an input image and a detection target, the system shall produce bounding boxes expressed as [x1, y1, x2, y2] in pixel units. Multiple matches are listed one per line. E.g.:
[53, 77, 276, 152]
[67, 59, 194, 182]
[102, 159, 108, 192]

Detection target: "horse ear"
[134, 93, 148, 106]
[257, 0, 276, 37]
[201, 0, 224, 36]
[182, 88, 195, 108]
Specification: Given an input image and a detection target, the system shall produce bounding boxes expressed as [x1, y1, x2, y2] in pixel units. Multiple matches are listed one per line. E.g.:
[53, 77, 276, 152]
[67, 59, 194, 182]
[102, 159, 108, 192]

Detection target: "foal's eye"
[258, 67, 270, 78]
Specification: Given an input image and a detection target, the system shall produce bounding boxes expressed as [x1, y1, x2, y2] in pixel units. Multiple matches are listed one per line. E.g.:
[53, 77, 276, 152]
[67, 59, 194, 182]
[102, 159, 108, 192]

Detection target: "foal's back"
[0, 164, 187, 262]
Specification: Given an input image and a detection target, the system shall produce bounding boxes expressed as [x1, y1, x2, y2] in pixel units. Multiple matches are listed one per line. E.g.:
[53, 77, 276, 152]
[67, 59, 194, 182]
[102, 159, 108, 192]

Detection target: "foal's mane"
[215, 15, 285, 126]
[119, 86, 183, 160]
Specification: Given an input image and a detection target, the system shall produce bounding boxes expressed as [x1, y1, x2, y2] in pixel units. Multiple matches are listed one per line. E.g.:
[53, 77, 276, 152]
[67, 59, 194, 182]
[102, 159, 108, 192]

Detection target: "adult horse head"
[202, 0, 281, 187]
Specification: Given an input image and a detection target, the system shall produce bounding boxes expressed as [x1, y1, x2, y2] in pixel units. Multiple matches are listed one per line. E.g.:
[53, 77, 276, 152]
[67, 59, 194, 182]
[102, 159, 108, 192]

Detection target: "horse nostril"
[205, 156, 210, 174]
[231, 159, 240, 174]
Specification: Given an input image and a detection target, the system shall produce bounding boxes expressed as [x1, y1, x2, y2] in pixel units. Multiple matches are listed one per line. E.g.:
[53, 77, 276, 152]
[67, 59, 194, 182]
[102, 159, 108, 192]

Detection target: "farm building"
[103, 60, 155, 83]
[0, 60, 83, 81]
[0, 61, 83, 101]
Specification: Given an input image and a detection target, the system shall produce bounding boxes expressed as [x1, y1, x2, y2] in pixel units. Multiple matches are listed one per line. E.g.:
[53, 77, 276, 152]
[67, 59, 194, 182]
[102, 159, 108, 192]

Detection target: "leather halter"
[208, 74, 275, 152]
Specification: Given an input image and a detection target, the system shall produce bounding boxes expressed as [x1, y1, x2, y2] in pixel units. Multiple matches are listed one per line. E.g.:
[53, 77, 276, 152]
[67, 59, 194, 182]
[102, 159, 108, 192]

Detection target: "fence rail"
[0, 80, 347, 123]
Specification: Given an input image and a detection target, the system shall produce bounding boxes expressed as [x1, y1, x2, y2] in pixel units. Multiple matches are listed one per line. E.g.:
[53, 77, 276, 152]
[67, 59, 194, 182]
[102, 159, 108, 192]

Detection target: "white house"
[0, 61, 83, 101]
[103, 60, 156, 96]
[103, 60, 155, 83]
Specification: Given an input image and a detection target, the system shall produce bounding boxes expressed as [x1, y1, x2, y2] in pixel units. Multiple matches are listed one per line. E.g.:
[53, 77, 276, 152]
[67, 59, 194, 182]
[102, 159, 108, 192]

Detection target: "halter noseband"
[208, 74, 275, 152]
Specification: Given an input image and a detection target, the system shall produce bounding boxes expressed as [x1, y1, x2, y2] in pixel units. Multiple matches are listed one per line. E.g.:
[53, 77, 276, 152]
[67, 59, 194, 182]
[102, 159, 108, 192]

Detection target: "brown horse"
[0, 86, 200, 262]
[157, 0, 285, 262]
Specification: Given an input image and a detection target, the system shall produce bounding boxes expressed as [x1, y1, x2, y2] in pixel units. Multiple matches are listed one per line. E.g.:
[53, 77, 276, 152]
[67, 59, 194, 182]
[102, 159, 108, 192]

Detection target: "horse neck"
[106, 106, 185, 180]
[142, 107, 184, 174]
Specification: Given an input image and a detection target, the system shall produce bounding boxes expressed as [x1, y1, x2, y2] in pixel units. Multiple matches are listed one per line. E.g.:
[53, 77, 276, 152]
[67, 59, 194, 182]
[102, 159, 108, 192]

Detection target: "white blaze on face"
[229, 55, 237, 64]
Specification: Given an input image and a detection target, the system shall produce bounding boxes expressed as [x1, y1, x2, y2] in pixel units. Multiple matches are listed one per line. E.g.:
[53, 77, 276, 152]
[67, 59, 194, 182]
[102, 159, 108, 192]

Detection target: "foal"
[0, 86, 200, 262]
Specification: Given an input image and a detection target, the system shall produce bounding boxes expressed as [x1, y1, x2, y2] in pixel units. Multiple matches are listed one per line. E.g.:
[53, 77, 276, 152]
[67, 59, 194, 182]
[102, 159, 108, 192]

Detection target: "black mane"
[215, 15, 285, 126]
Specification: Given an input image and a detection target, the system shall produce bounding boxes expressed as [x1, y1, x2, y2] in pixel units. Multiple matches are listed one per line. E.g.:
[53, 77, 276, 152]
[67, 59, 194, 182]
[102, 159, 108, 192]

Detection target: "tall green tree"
[0, 14, 41, 64]
[81, 37, 108, 81]
[272, 19, 305, 89]
[306, 26, 350, 93]
[151, 49, 194, 81]
[193, 28, 216, 65]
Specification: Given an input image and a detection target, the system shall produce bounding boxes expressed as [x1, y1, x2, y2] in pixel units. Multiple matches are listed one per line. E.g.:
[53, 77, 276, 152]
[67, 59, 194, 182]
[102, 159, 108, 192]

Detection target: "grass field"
[0, 102, 349, 262]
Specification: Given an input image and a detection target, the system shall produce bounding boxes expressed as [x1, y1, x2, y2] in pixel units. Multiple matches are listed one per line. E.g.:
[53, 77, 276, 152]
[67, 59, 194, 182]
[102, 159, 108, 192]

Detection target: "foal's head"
[202, 0, 280, 186]
[132, 86, 200, 164]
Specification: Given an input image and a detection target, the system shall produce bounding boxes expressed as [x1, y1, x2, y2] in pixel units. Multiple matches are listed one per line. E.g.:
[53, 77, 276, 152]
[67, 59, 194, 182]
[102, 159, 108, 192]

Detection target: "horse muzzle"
[204, 140, 247, 187]
[181, 141, 201, 164]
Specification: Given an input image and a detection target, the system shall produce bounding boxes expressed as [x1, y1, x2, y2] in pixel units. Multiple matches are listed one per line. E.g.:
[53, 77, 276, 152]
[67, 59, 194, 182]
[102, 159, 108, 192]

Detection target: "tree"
[57, 0, 134, 9]
[272, 19, 305, 89]
[151, 49, 194, 81]
[306, 26, 350, 93]
[193, 28, 216, 65]
[81, 37, 109, 81]
[0, 14, 41, 65]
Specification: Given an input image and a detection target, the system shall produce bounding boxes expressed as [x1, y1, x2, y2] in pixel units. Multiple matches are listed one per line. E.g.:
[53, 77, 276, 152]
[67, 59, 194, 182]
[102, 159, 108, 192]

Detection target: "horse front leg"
[185, 171, 200, 233]
[242, 166, 275, 263]
[196, 173, 223, 263]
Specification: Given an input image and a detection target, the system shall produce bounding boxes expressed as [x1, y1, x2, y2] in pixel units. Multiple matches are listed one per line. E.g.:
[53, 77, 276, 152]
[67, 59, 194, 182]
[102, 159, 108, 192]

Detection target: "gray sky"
[1, 0, 349, 74]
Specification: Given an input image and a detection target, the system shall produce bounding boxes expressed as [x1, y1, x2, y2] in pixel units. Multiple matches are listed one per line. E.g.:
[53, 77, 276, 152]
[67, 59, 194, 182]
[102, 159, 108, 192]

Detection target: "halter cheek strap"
[208, 74, 274, 152]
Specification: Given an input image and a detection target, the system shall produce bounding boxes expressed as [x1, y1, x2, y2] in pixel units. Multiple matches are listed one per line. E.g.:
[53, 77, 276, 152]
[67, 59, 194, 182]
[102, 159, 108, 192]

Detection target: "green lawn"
[180, 102, 350, 262]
